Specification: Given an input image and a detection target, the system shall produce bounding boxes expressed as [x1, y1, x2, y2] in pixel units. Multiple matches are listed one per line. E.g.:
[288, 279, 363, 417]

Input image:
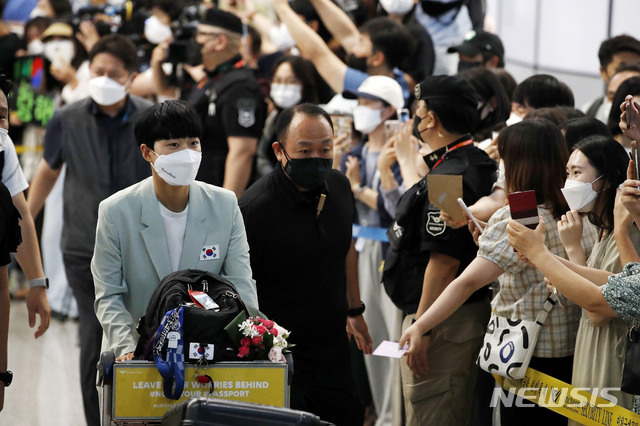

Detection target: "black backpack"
[134, 269, 249, 362]
[382, 178, 431, 313]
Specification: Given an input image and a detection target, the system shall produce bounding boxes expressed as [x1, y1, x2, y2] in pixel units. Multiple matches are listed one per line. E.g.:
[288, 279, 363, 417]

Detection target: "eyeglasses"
[196, 30, 222, 38]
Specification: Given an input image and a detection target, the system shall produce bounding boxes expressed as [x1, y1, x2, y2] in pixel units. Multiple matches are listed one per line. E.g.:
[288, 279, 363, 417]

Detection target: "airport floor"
[3, 299, 85, 425]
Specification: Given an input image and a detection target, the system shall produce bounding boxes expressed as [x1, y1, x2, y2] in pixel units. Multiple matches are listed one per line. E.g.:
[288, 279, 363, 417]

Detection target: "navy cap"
[415, 75, 478, 110]
[200, 9, 243, 35]
[448, 30, 504, 59]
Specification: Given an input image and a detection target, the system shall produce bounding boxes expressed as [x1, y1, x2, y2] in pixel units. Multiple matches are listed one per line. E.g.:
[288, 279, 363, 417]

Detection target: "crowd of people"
[1, 1, 640, 426]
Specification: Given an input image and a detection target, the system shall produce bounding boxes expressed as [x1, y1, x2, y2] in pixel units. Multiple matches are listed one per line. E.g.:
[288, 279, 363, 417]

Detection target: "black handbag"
[621, 326, 640, 394]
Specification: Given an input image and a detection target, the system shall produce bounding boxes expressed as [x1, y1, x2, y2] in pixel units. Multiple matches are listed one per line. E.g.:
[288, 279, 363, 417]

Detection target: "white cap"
[355, 75, 404, 111]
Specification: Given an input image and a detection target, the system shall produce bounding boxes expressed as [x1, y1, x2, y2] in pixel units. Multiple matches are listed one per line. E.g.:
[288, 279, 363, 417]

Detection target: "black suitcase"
[161, 398, 333, 426]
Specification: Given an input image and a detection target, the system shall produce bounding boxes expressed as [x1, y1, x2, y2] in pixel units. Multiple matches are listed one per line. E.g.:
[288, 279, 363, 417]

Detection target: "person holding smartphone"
[551, 136, 637, 420]
[400, 120, 597, 425]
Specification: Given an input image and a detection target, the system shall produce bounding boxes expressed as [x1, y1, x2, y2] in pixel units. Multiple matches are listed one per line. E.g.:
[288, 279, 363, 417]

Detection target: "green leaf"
[224, 311, 249, 347]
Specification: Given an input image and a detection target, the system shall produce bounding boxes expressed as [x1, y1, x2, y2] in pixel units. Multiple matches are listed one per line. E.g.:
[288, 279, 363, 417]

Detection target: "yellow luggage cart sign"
[113, 361, 288, 420]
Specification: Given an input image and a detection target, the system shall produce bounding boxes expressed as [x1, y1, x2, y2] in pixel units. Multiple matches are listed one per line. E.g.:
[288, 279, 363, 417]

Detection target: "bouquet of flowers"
[236, 316, 291, 363]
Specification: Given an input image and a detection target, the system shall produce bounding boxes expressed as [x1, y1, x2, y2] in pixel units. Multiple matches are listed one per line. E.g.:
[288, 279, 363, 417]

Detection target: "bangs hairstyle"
[498, 120, 569, 219]
[573, 136, 629, 234]
[134, 100, 203, 147]
[269, 55, 319, 104]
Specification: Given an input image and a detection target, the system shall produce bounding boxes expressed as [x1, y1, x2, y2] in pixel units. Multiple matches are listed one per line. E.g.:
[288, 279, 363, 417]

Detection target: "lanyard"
[431, 139, 473, 170]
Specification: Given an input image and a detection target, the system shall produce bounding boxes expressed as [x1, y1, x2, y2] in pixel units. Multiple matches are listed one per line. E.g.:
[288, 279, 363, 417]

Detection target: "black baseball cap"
[414, 75, 478, 110]
[448, 30, 504, 59]
[200, 9, 243, 35]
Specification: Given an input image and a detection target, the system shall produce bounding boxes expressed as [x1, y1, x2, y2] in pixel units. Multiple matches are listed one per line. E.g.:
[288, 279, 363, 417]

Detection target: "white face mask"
[353, 105, 383, 135]
[379, 0, 414, 15]
[27, 39, 44, 55]
[561, 175, 602, 212]
[44, 40, 75, 68]
[152, 148, 202, 186]
[88, 76, 128, 106]
[270, 84, 302, 109]
[144, 15, 173, 45]
[0, 128, 7, 149]
[269, 22, 296, 51]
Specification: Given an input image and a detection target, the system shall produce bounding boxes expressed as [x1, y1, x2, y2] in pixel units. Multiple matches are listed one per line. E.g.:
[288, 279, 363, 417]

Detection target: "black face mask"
[413, 114, 426, 141]
[346, 53, 368, 72]
[185, 40, 204, 66]
[457, 60, 483, 73]
[280, 144, 332, 190]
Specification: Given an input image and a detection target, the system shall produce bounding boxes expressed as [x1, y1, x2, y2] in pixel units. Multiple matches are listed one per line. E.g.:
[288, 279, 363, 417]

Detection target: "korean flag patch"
[201, 244, 220, 261]
[237, 98, 256, 128]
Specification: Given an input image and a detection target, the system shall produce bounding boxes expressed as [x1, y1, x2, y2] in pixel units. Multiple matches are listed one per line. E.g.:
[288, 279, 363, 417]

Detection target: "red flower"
[263, 320, 274, 329]
[270, 328, 278, 337]
[238, 345, 250, 358]
[240, 337, 250, 346]
[252, 336, 262, 345]
[256, 325, 267, 335]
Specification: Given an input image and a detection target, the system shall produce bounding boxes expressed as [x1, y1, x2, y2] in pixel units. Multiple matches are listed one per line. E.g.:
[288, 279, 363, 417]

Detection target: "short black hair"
[598, 35, 640, 68]
[512, 74, 574, 109]
[0, 68, 12, 97]
[50, 0, 72, 19]
[523, 108, 568, 127]
[275, 103, 333, 147]
[607, 76, 640, 136]
[359, 17, 414, 70]
[134, 100, 203, 147]
[89, 34, 138, 73]
[553, 106, 586, 120]
[560, 117, 611, 150]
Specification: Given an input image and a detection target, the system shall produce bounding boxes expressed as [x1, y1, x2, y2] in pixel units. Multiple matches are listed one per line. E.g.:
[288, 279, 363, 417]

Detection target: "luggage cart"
[98, 352, 292, 425]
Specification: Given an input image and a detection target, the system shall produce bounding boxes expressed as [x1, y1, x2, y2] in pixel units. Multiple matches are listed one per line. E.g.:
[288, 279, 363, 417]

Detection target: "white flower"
[268, 346, 285, 363]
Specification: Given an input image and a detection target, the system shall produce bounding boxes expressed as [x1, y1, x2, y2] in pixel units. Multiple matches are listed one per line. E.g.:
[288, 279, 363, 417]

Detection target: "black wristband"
[411, 318, 432, 336]
[0, 370, 13, 387]
[347, 301, 365, 317]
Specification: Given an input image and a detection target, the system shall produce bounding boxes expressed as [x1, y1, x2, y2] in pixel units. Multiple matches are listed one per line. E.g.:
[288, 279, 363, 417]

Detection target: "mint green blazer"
[92, 177, 258, 357]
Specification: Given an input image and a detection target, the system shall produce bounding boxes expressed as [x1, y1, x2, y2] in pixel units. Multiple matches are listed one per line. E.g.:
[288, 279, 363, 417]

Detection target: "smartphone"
[332, 114, 353, 143]
[399, 108, 410, 123]
[384, 120, 402, 141]
[627, 101, 632, 128]
[456, 198, 484, 235]
[508, 190, 539, 230]
[633, 141, 639, 180]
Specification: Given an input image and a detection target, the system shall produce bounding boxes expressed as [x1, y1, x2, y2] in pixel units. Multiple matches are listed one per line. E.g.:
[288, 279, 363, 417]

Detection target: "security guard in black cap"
[382, 75, 497, 425]
[185, 9, 266, 196]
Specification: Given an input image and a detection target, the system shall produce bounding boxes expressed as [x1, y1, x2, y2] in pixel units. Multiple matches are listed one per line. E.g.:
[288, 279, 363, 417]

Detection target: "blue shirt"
[343, 67, 410, 108]
[3, 0, 37, 22]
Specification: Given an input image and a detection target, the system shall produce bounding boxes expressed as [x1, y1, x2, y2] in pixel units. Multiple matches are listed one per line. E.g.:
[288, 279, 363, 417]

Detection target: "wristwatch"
[0, 370, 12, 387]
[28, 277, 49, 289]
[347, 301, 366, 317]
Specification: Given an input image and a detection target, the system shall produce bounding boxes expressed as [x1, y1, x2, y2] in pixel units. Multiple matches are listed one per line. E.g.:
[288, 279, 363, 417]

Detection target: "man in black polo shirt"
[184, 9, 266, 196]
[382, 76, 497, 424]
[27, 35, 151, 426]
[239, 104, 372, 426]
